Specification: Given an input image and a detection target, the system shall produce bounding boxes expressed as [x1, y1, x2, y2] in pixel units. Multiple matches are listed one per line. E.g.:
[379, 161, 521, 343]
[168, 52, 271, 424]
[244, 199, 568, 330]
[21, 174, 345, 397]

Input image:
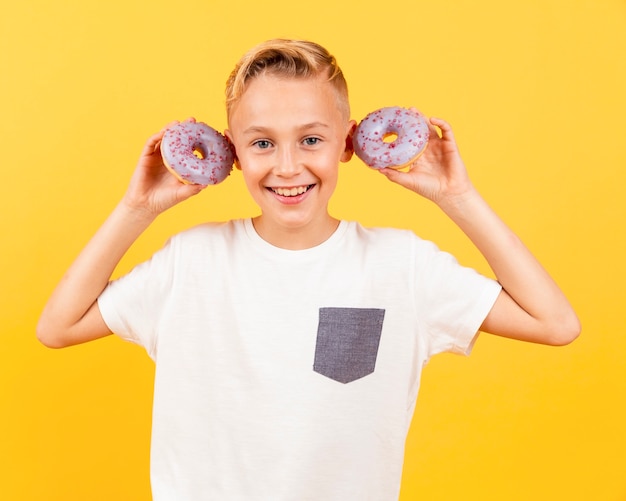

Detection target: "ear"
[340, 120, 357, 163]
[224, 129, 241, 170]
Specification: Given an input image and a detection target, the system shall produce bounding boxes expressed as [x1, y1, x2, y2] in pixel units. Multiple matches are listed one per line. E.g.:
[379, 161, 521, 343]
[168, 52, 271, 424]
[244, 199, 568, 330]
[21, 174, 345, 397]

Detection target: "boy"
[37, 39, 580, 500]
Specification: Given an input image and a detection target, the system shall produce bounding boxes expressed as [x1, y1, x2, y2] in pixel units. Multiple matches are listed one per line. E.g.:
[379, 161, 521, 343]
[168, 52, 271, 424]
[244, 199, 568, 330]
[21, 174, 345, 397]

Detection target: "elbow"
[545, 312, 582, 346]
[36, 318, 70, 349]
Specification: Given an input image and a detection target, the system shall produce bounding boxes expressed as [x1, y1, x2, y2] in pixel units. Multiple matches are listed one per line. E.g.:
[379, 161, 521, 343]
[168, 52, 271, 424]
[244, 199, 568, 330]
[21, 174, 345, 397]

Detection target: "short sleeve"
[412, 237, 502, 358]
[97, 238, 176, 359]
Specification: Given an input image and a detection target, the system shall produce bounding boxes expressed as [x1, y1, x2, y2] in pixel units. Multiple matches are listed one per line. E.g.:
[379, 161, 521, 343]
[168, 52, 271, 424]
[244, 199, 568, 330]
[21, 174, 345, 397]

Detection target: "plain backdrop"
[1, 1, 625, 499]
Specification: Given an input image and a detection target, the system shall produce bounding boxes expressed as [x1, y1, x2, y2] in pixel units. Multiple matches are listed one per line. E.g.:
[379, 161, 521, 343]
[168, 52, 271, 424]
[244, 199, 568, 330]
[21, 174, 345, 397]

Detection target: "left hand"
[379, 115, 474, 206]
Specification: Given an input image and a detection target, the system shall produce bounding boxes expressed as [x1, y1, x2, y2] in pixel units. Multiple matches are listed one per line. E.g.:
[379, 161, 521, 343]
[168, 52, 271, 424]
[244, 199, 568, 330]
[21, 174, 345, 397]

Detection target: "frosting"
[160, 121, 234, 185]
[353, 107, 429, 169]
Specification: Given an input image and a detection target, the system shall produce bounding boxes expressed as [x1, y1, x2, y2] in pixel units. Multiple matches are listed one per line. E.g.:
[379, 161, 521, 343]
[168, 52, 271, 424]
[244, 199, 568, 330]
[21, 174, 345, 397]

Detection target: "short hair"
[225, 39, 350, 120]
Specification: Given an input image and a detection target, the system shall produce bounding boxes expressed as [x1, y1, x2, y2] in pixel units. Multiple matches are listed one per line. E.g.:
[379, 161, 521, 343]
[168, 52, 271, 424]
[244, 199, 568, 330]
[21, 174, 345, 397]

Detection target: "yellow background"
[2, 0, 625, 499]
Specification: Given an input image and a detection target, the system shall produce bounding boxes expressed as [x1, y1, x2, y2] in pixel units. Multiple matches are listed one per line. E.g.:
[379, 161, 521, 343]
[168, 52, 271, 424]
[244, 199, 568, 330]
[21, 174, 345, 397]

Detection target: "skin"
[379, 116, 581, 344]
[36, 73, 580, 348]
[225, 74, 355, 250]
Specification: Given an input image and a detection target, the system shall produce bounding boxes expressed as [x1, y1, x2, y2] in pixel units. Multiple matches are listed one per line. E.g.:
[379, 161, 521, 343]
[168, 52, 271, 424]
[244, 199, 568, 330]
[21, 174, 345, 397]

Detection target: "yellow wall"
[2, 0, 625, 499]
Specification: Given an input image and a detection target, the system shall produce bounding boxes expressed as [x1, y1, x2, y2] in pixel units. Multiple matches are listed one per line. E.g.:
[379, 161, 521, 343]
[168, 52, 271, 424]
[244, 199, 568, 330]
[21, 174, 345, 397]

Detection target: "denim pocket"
[313, 307, 385, 384]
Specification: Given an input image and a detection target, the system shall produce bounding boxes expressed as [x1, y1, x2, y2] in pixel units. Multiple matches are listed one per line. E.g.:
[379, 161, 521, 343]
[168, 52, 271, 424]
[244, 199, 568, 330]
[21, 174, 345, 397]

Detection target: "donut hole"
[192, 144, 208, 160]
[382, 132, 399, 144]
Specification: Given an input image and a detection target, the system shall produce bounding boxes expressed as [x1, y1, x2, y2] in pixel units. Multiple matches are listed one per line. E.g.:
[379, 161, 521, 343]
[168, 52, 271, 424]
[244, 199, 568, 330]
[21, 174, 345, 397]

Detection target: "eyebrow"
[242, 122, 330, 135]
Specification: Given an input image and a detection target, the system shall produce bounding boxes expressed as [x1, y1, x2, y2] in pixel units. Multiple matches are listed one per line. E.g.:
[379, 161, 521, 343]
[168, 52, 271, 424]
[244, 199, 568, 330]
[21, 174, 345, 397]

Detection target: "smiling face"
[226, 73, 355, 249]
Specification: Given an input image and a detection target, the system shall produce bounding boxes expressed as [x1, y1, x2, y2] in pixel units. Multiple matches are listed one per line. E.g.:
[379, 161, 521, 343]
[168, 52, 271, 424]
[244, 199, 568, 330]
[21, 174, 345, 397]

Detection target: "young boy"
[37, 39, 580, 500]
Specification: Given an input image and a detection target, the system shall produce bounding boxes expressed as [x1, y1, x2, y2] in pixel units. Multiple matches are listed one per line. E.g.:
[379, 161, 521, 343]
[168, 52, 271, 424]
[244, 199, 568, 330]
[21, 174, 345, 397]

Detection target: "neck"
[251, 215, 340, 250]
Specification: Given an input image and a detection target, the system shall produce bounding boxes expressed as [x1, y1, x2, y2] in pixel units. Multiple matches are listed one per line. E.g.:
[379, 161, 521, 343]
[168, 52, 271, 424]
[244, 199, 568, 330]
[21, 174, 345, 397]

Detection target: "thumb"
[176, 182, 207, 201]
[378, 168, 417, 192]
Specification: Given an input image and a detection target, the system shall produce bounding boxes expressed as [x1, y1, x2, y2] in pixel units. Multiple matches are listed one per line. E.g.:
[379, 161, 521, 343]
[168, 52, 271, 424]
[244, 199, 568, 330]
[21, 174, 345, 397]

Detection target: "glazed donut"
[353, 106, 429, 169]
[160, 120, 234, 185]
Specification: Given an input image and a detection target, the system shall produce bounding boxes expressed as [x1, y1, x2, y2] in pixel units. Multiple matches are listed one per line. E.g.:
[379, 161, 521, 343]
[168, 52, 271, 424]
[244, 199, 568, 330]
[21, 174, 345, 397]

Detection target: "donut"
[160, 120, 234, 185]
[353, 107, 429, 169]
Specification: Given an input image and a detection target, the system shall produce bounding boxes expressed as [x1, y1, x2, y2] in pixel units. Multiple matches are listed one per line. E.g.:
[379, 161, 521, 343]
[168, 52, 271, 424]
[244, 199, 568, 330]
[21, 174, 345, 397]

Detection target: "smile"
[269, 184, 315, 197]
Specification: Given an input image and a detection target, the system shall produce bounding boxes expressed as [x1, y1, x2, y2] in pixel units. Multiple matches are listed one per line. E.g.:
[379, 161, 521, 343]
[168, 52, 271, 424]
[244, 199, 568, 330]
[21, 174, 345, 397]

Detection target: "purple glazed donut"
[353, 107, 429, 169]
[160, 120, 234, 185]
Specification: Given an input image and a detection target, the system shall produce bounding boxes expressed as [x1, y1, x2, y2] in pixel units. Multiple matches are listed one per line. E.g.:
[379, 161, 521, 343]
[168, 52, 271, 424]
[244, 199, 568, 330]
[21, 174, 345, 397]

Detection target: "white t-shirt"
[98, 219, 501, 501]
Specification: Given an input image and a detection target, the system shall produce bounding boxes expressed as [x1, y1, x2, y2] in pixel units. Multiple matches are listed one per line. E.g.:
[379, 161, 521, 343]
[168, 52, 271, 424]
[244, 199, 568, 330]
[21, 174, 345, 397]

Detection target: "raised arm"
[37, 125, 205, 348]
[379, 116, 580, 345]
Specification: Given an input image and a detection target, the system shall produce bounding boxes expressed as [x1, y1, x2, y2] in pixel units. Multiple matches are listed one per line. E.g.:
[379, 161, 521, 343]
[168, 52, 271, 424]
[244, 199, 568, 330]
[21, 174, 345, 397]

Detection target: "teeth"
[273, 185, 311, 197]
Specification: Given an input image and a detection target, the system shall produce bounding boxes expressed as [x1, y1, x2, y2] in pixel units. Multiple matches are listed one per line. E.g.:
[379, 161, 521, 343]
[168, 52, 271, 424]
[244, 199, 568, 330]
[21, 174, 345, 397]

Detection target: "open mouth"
[269, 184, 315, 197]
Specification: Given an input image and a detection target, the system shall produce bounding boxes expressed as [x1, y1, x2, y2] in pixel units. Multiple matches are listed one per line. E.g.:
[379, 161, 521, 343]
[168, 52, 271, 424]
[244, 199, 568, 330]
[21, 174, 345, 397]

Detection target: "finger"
[378, 167, 415, 191]
[143, 129, 168, 155]
[425, 117, 442, 139]
[144, 121, 181, 154]
[179, 182, 207, 198]
[429, 117, 455, 141]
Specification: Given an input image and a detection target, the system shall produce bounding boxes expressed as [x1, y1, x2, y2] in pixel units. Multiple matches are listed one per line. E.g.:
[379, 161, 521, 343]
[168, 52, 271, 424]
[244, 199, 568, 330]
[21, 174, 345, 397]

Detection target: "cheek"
[237, 152, 264, 177]
[317, 150, 342, 178]
[240, 165, 263, 189]
[316, 163, 339, 192]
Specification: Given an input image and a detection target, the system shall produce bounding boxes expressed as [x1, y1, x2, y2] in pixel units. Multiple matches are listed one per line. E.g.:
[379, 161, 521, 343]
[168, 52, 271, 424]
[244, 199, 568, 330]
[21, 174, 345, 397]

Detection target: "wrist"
[116, 197, 159, 227]
[436, 185, 483, 218]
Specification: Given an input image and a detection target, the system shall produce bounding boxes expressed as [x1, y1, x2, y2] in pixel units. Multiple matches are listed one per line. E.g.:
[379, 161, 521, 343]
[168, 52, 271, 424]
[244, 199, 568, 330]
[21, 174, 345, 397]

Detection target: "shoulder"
[169, 219, 245, 248]
[343, 222, 468, 282]
[142, 220, 246, 270]
[345, 221, 435, 256]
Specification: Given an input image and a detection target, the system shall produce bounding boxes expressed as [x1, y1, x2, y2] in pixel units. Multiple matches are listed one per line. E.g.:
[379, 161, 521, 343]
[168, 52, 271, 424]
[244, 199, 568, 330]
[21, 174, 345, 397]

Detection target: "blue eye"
[254, 140, 272, 149]
[303, 137, 320, 146]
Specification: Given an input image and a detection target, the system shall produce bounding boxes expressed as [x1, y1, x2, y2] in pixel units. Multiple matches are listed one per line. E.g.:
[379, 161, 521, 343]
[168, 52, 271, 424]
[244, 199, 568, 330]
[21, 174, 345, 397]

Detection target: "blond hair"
[225, 39, 349, 119]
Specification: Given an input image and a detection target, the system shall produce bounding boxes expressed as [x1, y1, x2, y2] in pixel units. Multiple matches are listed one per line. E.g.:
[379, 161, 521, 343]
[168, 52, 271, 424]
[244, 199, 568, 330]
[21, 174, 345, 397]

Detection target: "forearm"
[439, 187, 580, 344]
[382, 116, 579, 344]
[37, 201, 156, 347]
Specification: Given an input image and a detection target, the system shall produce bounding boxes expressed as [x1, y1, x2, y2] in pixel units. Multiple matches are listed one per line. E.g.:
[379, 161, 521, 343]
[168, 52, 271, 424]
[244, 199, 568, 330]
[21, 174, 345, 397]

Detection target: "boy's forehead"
[228, 74, 347, 129]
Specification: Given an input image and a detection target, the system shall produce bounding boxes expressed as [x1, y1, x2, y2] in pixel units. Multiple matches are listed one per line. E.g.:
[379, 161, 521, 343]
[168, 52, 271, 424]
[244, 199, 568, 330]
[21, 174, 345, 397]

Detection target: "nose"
[274, 144, 301, 177]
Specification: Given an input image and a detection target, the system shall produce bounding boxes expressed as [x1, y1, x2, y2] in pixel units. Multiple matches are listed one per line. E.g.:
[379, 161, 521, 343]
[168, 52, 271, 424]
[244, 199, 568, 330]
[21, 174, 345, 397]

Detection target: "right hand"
[122, 122, 207, 218]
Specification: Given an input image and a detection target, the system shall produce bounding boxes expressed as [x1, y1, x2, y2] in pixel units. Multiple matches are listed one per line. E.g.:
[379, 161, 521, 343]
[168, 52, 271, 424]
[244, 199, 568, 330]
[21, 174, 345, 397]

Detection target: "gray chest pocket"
[313, 307, 385, 384]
